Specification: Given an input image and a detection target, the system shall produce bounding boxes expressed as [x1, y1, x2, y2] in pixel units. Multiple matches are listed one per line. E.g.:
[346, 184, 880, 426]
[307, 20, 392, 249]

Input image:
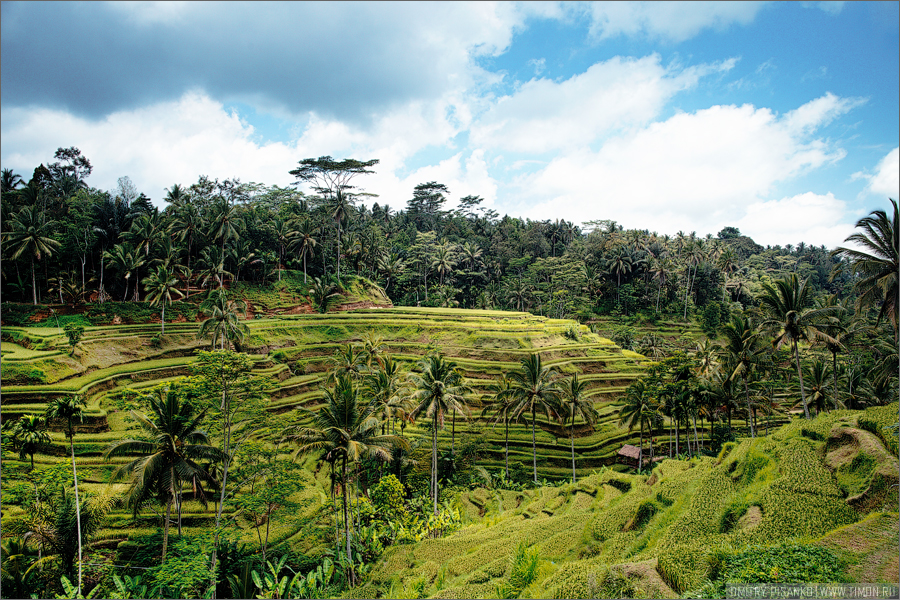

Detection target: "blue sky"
[2, 1, 897, 247]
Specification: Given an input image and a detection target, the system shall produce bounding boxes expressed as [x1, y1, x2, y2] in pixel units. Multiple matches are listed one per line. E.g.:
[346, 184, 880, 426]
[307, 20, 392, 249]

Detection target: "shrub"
[371, 474, 406, 520]
[721, 542, 845, 584]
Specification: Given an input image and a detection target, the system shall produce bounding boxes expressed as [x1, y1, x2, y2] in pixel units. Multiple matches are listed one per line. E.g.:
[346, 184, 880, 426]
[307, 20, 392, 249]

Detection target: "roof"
[618, 444, 642, 459]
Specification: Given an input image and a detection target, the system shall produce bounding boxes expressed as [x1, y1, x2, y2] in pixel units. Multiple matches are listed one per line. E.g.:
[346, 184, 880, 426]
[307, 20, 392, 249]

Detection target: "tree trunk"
[743, 378, 755, 437]
[571, 405, 577, 484]
[451, 412, 456, 455]
[161, 303, 166, 334]
[31, 258, 37, 305]
[531, 411, 538, 484]
[162, 494, 172, 562]
[832, 351, 839, 410]
[504, 417, 509, 476]
[70, 437, 83, 595]
[342, 456, 352, 581]
[794, 341, 810, 419]
[638, 419, 644, 472]
[432, 413, 439, 516]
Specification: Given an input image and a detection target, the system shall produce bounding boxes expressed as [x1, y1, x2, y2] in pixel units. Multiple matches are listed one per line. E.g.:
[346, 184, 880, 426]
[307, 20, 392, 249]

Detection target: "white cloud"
[855, 147, 900, 200]
[586, 1, 767, 42]
[734, 192, 854, 247]
[471, 54, 736, 152]
[783, 92, 865, 134]
[512, 94, 859, 243]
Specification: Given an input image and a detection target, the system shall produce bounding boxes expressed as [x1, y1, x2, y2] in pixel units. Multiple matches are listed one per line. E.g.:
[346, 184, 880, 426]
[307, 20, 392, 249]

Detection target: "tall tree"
[720, 313, 765, 437]
[831, 198, 898, 342]
[507, 354, 562, 484]
[408, 354, 469, 514]
[758, 274, 838, 419]
[44, 396, 85, 596]
[198, 289, 249, 350]
[563, 374, 598, 484]
[104, 390, 221, 561]
[619, 380, 656, 471]
[144, 265, 185, 334]
[5, 414, 51, 471]
[480, 376, 516, 476]
[4, 206, 61, 304]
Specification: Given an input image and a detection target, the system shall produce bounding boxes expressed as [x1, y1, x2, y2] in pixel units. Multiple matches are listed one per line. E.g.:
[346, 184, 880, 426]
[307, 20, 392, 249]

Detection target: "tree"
[507, 353, 562, 484]
[198, 289, 249, 350]
[285, 373, 406, 575]
[209, 197, 243, 287]
[4, 205, 61, 304]
[103, 243, 145, 302]
[619, 380, 655, 471]
[801, 359, 833, 416]
[364, 356, 408, 435]
[6, 414, 51, 470]
[408, 354, 470, 514]
[44, 396, 85, 595]
[289, 156, 379, 281]
[63, 323, 85, 356]
[104, 390, 221, 561]
[291, 218, 317, 283]
[144, 266, 185, 334]
[564, 375, 598, 483]
[308, 277, 340, 313]
[831, 199, 898, 342]
[480, 376, 516, 476]
[758, 274, 838, 419]
[720, 313, 766, 437]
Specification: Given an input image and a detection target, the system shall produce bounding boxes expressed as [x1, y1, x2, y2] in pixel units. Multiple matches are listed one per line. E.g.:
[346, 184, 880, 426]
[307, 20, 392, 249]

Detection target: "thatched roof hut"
[617, 444, 647, 468]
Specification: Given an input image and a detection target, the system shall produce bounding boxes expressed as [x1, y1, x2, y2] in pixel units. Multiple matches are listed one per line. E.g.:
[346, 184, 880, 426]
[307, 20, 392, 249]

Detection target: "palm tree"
[377, 251, 405, 295]
[1, 167, 24, 193]
[198, 289, 249, 350]
[291, 218, 318, 283]
[143, 266, 185, 334]
[817, 296, 866, 410]
[285, 374, 407, 569]
[758, 274, 838, 419]
[308, 277, 340, 313]
[831, 199, 898, 341]
[718, 248, 738, 302]
[619, 380, 656, 470]
[364, 356, 407, 435]
[431, 241, 457, 287]
[45, 396, 85, 595]
[327, 344, 367, 383]
[4, 206, 61, 304]
[104, 390, 221, 561]
[104, 243, 145, 302]
[6, 414, 51, 471]
[801, 359, 833, 416]
[329, 189, 354, 281]
[172, 202, 203, 276]
[408, 355, 470, 514]
[480, 376, 516, 476]
[720, 313, 766, 437]
[507, 353, 562, 484]
[564, 375, 598, 484]
[209, 198, 243, 287]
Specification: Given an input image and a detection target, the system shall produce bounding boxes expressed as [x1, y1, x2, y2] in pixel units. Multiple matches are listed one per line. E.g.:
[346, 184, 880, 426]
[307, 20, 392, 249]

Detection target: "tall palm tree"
[45, 396, 85, 595]
[329, 189, 354, 281]
[327, 344, 367, 383]
[408, 355, 470, 514]
[817, 296, 866, 410]
[619, 380, 656, 470]
[143, 266, 185, 334]
[758, 274, 838, 419]
[103, 243, 145, 302]
[198, 289, 249, 350]
[507, 353, 562, 484]
[291, 218, 318, 283]
[564, 375, 598, 484]
[431, 241, 457, 287]
[801, 359, 833, 416]
[831, 199, 898, 341]
[6, 414, 51, 471]
[718, 248, 738, 302]
[364, 356, 407, 435]
[4, 206, 61, 304]
[104, 391, 221, 561]
[285, 374, 407, 568]
[720, 313, 766, 437]
[172, 202, 203, 276]
[480, 376, 516, 476]
[209, 198, 243, 287]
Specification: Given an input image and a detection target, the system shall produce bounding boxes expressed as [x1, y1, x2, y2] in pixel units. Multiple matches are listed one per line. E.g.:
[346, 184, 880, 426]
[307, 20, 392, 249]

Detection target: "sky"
[2, 1, 898, 248]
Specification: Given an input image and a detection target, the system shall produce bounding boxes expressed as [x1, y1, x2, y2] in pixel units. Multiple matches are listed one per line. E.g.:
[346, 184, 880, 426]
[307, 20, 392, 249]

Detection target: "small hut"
[617, 444, 649, 469]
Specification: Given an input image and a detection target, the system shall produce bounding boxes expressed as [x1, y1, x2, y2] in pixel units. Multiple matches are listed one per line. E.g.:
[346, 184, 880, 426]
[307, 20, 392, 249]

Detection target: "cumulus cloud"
[855, 147, 900, 200]
[734, 192, 854, 248]
[512, 94, 859, 243]
[586, 1, 767, 42]
[471, 54, 736, 152]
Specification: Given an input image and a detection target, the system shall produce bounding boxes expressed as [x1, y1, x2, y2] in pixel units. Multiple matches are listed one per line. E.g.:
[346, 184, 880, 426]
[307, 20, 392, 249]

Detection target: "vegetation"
[1, 150, 897, 598]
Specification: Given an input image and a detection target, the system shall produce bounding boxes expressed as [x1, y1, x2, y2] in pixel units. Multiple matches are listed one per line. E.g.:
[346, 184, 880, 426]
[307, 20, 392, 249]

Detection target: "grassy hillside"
[366, 404, 898, 599]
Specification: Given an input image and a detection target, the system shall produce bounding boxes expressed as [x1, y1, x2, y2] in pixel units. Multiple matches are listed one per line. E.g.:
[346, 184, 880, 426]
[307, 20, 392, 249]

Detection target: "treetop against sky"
[1, 1, 897, 248]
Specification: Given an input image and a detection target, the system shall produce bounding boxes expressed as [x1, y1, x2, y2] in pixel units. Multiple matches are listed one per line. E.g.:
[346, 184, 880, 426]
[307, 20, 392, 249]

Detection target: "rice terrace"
[1, 2, 899, 599]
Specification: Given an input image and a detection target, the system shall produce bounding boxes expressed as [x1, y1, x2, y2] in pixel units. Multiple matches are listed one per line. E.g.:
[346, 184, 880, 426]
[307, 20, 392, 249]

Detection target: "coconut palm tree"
[308, 277, 340, 313]
[143, 266, 185, 334]
[720, 313, 766, 437]
[4, 206, 61, 304]
[284, 374, 407, 570]
[327, 344, 367, 383]
[431, 241, 457, 287]
[831, 199, 898, 341]
[104, 390, 222, 561]
[291, 218, 318, 283]
[103, 242, 145, 302]
[6, 414, 51, 471]
[363, 356, 407, 435]
[172, 202, 203, 276]
[564, 375, 598, 484]
[44, 396, 85, 594]
[198, 289, 249, 350]
[408, 354, 470, 514]
[619, 380, 656, 470]
[758, 274, 839, 419]
[801, 359, 833, 416]
[480, 375, 516, 476]
[209, 198, 243, 287]
[817, 295, 867, 410]
[507, 353, 562, 484]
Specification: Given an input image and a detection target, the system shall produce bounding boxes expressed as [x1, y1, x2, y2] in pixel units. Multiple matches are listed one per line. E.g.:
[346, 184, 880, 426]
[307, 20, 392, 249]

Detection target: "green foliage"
[371, 474, 406, 520]
[63, 322, 85, 355]
[495, 542, 541, 599]
[148, 533, 214, 598]
[722, 542, 845, 584]
[858, 402, 900, 455]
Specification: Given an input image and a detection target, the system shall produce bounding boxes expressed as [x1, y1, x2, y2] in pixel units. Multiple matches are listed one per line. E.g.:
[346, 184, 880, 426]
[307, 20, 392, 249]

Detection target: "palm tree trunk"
[162, 494, 172, 562]
[832, 351, 839, 410]
[31, 258, 37, 305]
[161, 303, 166, 334]
[794, 341, 810, 419]
[504, 417, 509, 476]
[692, 414, 699, 455]
[743, 378, 755, 437]
[70, 436, 83, 595]
[570, 409, 577, 484]
[432, 413, 438, 516]
[531, 411, 538, 484]
[451, 412, 456, 454]
[342, 456, 352, 578]
[638, 419, 644, 472]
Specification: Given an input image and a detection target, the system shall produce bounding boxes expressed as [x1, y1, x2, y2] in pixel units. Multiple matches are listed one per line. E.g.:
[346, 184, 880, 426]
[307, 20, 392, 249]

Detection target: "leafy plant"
[495, 542, 541, 599]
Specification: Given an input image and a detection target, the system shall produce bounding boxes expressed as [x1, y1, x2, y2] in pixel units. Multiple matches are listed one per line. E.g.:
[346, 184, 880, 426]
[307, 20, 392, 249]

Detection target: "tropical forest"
[0, 151, 898, 600]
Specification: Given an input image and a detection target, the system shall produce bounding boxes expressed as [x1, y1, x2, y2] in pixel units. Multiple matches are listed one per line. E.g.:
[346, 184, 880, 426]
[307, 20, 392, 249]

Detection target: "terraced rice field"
[1, 307, 657, 479]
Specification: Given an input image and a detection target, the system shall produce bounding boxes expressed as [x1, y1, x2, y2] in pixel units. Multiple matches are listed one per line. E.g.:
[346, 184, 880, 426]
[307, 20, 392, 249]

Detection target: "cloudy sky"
[2, 1, 898, 247]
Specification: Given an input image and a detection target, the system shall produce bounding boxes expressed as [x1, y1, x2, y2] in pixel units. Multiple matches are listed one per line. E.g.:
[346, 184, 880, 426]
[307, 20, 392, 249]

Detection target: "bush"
[371, 474, 406, 520]
[721, 542, 845, 584]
